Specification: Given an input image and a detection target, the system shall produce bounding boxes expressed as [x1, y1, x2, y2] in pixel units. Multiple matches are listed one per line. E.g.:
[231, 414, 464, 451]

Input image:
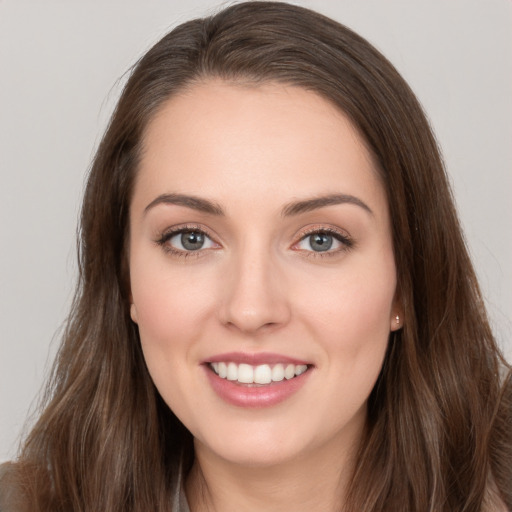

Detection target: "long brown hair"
[3, 2, 510, 510]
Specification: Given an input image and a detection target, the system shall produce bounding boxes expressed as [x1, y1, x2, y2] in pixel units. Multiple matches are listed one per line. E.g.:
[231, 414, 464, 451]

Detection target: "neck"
[185, 429, 363, 512]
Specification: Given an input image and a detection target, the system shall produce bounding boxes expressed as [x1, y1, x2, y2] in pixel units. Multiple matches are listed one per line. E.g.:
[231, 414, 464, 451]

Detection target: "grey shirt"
[172, 465, 191, 512]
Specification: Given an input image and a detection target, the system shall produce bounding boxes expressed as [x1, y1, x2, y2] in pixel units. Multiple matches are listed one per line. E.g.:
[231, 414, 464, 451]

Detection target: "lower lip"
[204, 366, 311, 408]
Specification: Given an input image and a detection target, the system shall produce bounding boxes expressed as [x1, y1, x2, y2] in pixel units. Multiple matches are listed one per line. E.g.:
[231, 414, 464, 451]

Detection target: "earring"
[395, 315, 400, 325]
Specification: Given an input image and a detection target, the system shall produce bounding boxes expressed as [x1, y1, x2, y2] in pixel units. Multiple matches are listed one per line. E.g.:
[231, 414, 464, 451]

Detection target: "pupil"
[310, 233, 332, 252]
[181, 231, 204, 250]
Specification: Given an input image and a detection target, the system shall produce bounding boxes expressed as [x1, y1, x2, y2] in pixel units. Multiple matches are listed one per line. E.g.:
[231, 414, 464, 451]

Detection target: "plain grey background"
[1, 0, 511, 462]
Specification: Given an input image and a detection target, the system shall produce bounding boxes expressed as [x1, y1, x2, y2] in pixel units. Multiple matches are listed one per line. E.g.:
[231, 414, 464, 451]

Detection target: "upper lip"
[204, 352, 311, 366]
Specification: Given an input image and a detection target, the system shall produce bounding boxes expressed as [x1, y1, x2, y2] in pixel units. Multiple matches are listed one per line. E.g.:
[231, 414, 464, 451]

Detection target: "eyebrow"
[144, 193, 224, 216]
[144, 192, 372, 217]
[281, 193, 373, 217]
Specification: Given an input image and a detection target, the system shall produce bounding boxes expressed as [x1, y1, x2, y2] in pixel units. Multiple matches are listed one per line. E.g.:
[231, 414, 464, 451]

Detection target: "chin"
[193, 417, 347, 470]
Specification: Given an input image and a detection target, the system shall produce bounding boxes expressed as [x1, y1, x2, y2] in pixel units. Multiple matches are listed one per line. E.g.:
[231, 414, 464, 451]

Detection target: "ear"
[389, 281, 403, 331]
[130, 303, 139, 324]
[390, 302, 403, 331]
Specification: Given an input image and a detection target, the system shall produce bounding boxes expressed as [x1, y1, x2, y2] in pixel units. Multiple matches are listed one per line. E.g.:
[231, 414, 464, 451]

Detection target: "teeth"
[227, 362, 238, 381]
[254, 364, 272, 384]
[271, 364, 284, 382]
[210, 362, 309, 384]
[218, 362, 227, 378]
[284, 364, 295, 380]
[238, 364, 254, 383]
[295, 364, 307, 376]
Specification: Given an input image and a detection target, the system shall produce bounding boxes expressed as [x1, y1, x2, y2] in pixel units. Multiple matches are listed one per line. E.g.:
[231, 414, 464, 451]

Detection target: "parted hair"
[3, 2, 510, 511]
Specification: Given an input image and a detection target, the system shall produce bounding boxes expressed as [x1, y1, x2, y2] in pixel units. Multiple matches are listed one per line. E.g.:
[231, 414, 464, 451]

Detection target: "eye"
[156, 226, 218, 255]
[294, 228, 353, 254]
[169, 230, 215, 251]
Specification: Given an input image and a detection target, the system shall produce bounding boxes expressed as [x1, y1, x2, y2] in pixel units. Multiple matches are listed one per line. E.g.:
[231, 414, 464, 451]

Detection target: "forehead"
[135, 80, 386, 216]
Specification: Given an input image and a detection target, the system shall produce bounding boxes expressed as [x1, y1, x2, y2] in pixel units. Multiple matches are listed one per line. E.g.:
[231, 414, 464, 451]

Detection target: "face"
[129, 81, 400, 469]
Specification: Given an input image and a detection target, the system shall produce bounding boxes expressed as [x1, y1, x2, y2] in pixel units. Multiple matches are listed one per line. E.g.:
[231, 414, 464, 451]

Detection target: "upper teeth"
[210, 362, 308, 384]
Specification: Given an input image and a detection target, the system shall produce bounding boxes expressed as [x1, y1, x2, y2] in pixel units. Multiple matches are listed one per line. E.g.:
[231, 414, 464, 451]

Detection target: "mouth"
[208, 361, 310, 385]
[203, 352, 313, 407]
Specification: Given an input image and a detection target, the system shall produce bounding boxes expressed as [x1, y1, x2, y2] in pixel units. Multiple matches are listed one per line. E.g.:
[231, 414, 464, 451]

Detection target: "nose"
[219, 246, 291, 335]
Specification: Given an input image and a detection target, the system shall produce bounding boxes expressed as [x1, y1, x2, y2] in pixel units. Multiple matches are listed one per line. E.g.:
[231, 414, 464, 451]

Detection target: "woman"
[1, 2, 510, 511]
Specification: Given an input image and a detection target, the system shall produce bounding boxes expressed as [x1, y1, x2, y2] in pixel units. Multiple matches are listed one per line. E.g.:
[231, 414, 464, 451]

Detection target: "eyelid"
[155, 223, 221, 257]
[154, 223, 353, 259]
[291, 225, 354, 255]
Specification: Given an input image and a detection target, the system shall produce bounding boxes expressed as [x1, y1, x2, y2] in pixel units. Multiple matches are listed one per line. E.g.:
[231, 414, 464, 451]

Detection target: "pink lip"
[203, 355, 313, 408]
[204, 351, 310, 366]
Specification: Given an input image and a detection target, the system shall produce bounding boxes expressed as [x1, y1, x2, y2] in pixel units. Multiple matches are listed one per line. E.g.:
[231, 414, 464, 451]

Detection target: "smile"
[204, 354, 313, 407]
[209, 362, 309, 385]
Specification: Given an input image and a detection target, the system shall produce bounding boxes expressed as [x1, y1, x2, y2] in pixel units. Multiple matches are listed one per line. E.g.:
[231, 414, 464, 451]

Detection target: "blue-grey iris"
[310, 233, 333, 252]
[181, 231, 205, 250]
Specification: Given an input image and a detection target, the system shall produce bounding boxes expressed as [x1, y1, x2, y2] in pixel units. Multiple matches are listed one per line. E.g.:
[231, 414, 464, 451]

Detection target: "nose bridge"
[220, 237, 290, 333]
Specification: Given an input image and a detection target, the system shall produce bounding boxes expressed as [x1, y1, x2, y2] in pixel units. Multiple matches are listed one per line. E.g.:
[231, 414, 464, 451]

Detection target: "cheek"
[293, 255, 396, 383]
[130, 252, 216, 345]
[300, 265, 395, 338]
[129, 254, 215, 408]
[314, 273, 394, 408]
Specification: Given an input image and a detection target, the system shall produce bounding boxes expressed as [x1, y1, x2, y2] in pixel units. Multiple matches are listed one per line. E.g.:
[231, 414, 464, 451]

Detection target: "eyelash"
[155, 224, 354, 259]
[155, 224, 217, 259]
[292, 226, 354, 258]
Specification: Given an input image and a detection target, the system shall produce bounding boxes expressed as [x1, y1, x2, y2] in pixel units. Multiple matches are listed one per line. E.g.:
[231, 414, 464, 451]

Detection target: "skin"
[129, 80, 401, 512]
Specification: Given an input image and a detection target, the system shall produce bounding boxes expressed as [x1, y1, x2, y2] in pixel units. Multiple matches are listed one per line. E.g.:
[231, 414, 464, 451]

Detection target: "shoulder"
[0, 462, 17, 511]
[483, 470, 510, 512]
[1, 460, 191, 512]
[0, 462, 30, 512]
[483, 493, 509, 512]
